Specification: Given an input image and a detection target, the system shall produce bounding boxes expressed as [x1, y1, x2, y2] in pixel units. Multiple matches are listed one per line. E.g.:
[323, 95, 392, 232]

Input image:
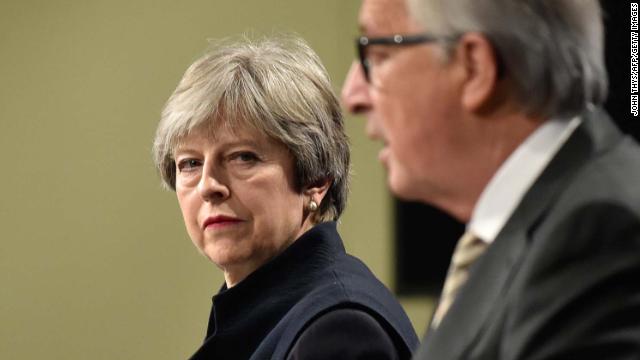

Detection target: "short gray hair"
[407, 0, 608, 118]
[153, 35, 350, 223]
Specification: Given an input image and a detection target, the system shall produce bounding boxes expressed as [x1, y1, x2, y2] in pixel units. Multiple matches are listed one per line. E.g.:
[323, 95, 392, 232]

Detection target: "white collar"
[468, 116, 582, 243]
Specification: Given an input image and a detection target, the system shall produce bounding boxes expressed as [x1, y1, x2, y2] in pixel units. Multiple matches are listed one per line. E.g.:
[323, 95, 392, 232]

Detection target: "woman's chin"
[206, 250, 247, 269]
[205, 248, 258, 273]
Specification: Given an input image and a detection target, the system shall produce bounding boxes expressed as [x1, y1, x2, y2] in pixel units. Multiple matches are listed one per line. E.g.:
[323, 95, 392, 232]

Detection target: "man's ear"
[303, 178, 331, 206]
[455, 32, 501, 113]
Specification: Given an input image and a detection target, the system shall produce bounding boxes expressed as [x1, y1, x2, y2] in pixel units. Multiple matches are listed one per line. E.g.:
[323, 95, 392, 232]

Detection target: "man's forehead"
[359, 0, 417, 35]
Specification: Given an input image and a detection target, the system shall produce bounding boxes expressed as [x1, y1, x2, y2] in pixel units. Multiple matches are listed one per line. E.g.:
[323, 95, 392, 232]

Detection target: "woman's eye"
[177, 159, 202, 172]
[230, 151, 260, 163]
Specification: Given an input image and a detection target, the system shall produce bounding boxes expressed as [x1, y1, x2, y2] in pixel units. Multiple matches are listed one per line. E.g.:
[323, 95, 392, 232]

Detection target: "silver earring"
[308, 200, 318, 212]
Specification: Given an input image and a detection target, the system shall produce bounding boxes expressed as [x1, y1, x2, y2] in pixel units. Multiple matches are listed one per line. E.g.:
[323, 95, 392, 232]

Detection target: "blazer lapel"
[418, 108, 620, 359]
[419, 214, 529, 359]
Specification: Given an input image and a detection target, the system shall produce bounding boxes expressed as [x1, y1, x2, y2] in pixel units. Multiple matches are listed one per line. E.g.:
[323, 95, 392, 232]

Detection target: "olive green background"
[0, 1, 432, 358]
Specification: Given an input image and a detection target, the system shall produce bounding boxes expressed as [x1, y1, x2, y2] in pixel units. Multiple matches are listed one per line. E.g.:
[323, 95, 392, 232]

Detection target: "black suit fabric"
[287, 308, 401, 360]
[189, 221, 419, 360]
[415, 108, 640, 360]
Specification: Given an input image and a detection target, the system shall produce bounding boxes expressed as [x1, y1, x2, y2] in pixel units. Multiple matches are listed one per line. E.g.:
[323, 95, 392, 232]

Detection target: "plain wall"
[0, 1, 431, 358]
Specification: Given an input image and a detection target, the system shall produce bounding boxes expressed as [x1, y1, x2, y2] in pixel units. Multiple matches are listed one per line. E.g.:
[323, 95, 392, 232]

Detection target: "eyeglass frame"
[356, 33, 505, 83]
[356, 33, 451, 82]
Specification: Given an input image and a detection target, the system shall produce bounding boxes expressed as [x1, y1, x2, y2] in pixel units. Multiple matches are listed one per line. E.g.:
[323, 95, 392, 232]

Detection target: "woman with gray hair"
[153, 35, 418, 359]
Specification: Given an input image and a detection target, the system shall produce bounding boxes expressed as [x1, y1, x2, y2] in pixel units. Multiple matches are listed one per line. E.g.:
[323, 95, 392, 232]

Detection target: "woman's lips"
[202, 215, 244, 230]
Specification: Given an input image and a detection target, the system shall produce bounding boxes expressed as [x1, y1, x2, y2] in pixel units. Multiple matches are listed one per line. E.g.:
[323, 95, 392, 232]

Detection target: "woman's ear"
[303, 178, 331, 208]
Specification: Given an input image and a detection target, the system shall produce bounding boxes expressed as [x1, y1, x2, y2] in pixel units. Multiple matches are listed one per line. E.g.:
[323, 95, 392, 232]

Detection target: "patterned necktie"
[431, 231, 487, 328]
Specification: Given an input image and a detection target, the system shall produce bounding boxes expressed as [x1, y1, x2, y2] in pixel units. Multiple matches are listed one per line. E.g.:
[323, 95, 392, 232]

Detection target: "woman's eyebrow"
[173, 146, 200, 156]
[220, 137, 271, 151]
[173, 138, 266, 156]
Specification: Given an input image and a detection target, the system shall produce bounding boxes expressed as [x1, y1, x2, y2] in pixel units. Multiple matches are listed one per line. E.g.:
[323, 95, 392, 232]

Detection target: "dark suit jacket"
[189, 221, 419, 359]
[415, 108, 640, 359]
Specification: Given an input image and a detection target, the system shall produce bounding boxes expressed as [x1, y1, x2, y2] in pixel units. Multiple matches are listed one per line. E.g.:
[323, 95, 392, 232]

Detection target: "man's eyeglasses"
[356, 34, 448, 82]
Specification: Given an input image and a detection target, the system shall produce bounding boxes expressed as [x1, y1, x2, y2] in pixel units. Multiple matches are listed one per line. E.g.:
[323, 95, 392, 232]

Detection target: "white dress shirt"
[468, 116, 582, 244]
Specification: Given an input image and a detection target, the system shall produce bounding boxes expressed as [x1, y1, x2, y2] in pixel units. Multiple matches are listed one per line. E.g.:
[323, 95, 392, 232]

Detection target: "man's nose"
[341, 61, 371, 115]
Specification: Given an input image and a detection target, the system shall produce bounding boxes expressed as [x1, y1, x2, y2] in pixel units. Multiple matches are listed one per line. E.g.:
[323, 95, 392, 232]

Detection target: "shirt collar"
[468, 116, 582, 243]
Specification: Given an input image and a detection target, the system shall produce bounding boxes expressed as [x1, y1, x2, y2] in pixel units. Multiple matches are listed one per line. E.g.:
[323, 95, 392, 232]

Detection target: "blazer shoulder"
[551, 136, 640, 219]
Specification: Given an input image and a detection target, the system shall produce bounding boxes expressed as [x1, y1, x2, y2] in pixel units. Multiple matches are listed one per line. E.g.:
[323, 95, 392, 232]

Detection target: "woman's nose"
[341, 61, 371, 115]
[197, 169, 230, 202]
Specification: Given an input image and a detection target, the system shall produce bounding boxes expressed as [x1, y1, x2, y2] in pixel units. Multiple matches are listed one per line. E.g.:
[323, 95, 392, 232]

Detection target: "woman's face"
[174, 125, 314, 287]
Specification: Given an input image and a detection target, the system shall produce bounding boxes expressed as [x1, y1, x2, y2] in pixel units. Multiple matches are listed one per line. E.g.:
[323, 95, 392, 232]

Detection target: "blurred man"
[342, 0, 640, 358]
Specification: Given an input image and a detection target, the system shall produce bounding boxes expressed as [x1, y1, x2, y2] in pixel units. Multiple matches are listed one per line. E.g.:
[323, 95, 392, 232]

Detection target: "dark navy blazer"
[189, 222, 419, 359]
